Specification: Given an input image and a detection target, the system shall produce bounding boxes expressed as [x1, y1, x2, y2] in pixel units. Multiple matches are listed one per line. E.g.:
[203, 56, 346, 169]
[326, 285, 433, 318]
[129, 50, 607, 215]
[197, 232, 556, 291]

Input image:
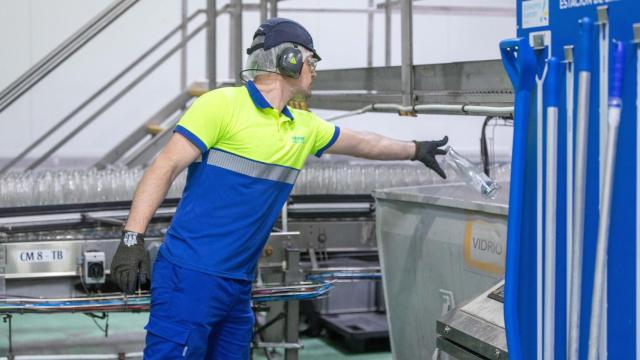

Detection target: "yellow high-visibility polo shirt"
[162, 80, 340, 280]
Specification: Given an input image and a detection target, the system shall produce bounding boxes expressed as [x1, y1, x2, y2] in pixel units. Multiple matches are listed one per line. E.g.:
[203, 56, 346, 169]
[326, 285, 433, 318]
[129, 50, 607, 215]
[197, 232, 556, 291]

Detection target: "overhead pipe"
[221, 3, 514, 17]
[324, 103, 513, 123]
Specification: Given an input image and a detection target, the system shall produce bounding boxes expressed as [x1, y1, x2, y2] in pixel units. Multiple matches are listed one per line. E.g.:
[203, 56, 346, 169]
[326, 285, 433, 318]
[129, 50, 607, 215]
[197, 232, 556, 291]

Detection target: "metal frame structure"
[0, 0, 140, 114]
[0, 0, 514, 174]
[0, 199, 316, 360]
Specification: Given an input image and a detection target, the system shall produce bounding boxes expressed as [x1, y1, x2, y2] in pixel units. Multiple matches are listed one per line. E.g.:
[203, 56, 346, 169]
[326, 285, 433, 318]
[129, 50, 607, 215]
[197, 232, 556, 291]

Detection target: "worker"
[110, 17, 448, 359]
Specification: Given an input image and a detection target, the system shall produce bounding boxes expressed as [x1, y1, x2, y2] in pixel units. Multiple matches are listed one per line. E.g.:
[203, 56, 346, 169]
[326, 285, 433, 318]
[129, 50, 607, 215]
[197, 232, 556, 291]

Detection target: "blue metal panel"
[506, 1, 640, 359]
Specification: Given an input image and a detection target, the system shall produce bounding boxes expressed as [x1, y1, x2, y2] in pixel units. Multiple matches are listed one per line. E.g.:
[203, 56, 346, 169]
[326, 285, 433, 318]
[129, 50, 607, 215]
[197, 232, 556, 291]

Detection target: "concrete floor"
[0, 313, 391, 359]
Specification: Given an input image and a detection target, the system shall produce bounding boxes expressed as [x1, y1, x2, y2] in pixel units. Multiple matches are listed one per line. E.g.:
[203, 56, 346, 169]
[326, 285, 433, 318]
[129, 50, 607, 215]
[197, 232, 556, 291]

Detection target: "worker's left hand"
[412, 136, 449, 179]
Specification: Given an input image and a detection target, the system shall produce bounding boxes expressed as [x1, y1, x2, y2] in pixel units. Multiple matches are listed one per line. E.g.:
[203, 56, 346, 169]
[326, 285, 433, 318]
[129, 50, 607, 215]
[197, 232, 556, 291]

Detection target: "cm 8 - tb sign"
[17, 249, 65, 263]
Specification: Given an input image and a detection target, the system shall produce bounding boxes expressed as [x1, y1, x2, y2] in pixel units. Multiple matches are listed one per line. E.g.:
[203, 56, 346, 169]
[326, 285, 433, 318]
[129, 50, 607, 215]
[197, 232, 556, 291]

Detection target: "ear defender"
[276, 47, 304, 79]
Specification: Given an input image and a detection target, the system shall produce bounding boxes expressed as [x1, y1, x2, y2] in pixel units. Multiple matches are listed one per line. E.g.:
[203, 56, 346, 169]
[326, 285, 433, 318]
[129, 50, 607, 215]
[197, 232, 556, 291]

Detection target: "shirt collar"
[245, 80, 295, 121]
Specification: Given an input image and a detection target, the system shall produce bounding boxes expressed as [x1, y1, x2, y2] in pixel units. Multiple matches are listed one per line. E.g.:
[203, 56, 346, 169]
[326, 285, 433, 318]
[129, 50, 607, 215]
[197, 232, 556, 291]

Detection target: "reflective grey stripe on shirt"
[207, 149, 299, 185]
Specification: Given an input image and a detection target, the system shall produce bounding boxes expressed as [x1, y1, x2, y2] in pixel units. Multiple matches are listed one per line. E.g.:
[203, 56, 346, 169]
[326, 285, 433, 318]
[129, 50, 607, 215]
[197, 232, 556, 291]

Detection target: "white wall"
[0, 0, 515, 164]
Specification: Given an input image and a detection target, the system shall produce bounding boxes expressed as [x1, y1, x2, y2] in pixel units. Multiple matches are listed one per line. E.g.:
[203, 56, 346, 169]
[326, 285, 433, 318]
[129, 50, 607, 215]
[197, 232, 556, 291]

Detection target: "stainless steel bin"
[374, 183, 509, 359]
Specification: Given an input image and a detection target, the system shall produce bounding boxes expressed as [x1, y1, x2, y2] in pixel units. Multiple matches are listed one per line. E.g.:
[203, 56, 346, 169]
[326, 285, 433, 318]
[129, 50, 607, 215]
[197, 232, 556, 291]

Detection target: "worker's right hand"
[110, 230, 150, 293]
[412, 136, 449, 179]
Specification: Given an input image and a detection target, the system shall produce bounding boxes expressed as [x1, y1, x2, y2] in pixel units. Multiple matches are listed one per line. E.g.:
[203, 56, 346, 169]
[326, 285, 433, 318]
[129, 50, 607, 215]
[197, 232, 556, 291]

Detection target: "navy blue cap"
[246, 18, 321, 60]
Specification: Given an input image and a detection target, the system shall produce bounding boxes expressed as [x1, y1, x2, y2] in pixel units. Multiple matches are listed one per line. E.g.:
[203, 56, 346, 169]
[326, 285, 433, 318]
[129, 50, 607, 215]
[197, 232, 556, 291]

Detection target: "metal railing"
[0, 8, 210, 175]
[0, 0, 140, 113]
[0, 0, 516, 175]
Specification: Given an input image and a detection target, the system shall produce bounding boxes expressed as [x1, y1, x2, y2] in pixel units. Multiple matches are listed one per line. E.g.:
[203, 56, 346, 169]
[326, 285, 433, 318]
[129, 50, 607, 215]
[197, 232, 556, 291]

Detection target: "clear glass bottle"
[443, 146, 500, 199]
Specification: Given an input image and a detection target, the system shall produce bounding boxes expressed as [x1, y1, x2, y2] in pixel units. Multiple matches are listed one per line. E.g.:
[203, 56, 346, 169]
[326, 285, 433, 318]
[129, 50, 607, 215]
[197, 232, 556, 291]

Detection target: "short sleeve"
[174, 90, 230, 153]
[309, 114, 340, 157]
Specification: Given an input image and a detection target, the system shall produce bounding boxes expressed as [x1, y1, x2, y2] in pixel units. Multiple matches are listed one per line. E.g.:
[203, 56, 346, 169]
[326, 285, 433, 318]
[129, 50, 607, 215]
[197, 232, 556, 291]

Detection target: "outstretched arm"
[326, 127, 449, 178]
[326, 128, 415, 160]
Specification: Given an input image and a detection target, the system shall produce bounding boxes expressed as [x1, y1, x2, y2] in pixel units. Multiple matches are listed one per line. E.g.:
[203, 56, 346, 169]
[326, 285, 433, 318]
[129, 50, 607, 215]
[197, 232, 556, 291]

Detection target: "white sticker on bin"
[464, 220, 507, 275]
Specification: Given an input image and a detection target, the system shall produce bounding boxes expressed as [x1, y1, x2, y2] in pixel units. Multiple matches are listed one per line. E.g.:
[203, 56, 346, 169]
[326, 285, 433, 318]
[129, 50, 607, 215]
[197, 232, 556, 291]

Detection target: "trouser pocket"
[144, 315, 200, 359]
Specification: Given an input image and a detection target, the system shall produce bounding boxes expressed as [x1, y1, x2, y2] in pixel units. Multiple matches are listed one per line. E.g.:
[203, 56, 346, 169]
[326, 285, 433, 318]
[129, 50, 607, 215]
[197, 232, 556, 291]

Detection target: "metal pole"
[564, 44, 575, 355]
[568, 17, 594, 360]
[284, 247, 301, 360]
[384, 0, 391, 66]
[6, 314, 12, 357]
[544, 57, 561, 360]
[230, 0, 243, 85]
[207, 0, 217, 90]
[260, 0, 268, 23]
[367, 0, 374, 68]
[588, 40, 625, 360]
[180, 0, 188, 91]
[597, 6, 609, 199]
[531, 33, 550, 358]
[595, 8, 609, 358]
[535, 58, 547, 360]
[400, 0, 413, 106]
[269, 0, 278, 18]
[281, 202, 288, 233]
[635, 22, 640, 360]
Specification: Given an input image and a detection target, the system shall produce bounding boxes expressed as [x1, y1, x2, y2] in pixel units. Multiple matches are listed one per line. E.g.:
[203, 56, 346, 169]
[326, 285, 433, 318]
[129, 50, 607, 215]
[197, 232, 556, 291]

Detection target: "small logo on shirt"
[291, 135, 305, 144]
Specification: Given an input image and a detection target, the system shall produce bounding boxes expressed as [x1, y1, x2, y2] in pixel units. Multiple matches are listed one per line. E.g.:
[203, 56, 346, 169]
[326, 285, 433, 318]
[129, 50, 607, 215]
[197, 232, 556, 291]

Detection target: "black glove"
[412, 136, 449, 179]
[111, 230, 150, 293]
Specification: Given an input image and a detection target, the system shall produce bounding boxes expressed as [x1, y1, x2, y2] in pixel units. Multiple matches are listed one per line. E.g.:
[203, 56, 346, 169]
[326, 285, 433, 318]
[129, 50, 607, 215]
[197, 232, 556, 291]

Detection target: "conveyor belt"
[0, 281, 335, 313]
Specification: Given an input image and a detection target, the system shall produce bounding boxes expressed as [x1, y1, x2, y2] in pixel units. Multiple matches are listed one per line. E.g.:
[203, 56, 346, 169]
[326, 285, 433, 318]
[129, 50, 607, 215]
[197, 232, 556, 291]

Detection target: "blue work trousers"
[143, 253, 254, 359]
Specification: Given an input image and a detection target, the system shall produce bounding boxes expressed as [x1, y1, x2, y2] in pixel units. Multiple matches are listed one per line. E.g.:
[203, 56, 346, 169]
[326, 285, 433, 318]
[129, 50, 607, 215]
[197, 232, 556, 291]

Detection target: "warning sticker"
[464, 220, 506, 276]
[522, 0, 549, 29]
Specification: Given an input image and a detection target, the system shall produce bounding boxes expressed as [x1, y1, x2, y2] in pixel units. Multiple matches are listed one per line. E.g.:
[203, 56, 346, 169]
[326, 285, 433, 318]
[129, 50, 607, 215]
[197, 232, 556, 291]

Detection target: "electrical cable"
[480, 117, 513, 177]
[480, 116, 493, 176]
[239, 68, 282, 83]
